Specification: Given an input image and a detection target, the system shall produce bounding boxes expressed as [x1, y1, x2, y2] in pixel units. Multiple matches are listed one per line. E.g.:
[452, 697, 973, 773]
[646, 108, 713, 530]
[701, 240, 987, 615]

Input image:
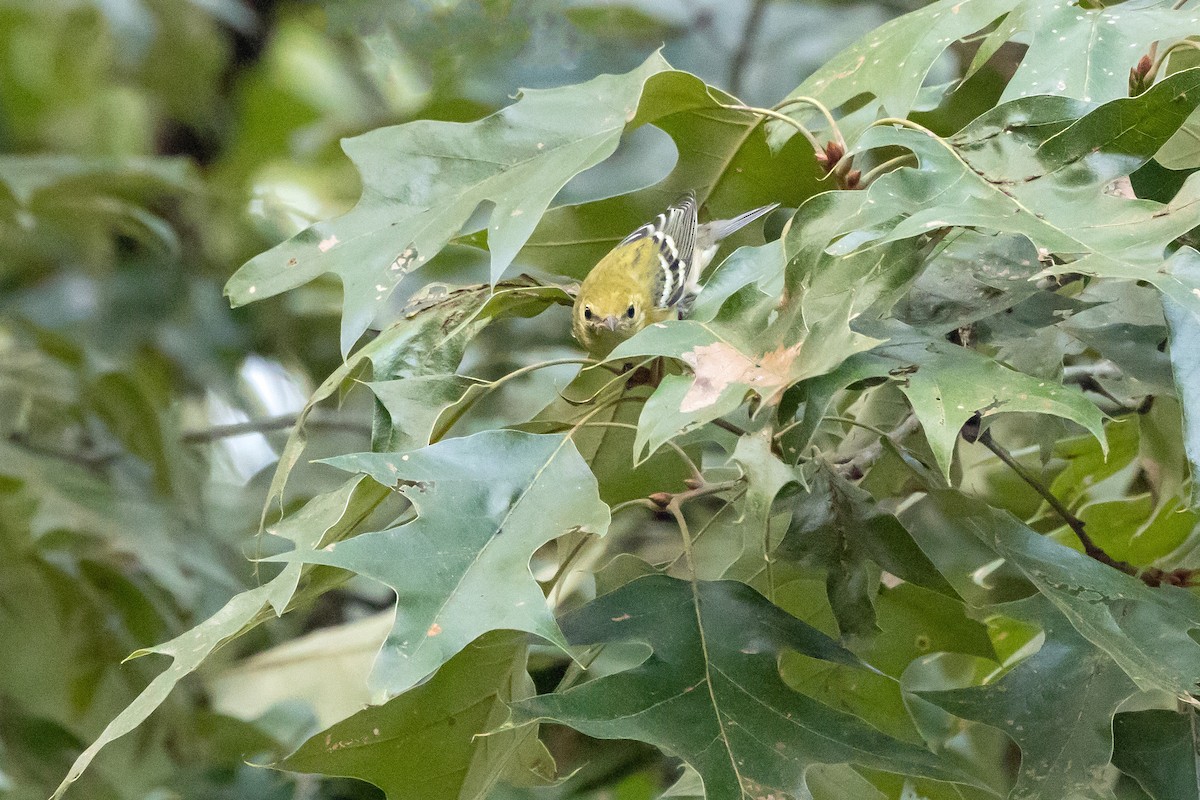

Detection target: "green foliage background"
[5, 1, 1200, 799]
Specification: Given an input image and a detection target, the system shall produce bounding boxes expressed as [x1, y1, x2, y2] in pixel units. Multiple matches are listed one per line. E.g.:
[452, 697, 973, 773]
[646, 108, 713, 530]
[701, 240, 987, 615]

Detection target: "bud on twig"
[815, 140, 844, 171]
[1129, 53, 1154, 96]
[648, 491, 673, 508]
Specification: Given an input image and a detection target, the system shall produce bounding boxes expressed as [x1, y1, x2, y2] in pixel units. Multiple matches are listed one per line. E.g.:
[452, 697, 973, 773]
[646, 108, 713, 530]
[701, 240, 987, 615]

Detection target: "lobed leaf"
[268, 430, 610, 697]
[276, 631, 553, 800]
[512, 575, 982, 799]
[226, 54, 670, 352]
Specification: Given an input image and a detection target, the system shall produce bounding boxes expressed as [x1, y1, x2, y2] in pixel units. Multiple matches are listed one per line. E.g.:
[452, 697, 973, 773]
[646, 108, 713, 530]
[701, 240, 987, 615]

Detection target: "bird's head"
[571, 286, 648, 356]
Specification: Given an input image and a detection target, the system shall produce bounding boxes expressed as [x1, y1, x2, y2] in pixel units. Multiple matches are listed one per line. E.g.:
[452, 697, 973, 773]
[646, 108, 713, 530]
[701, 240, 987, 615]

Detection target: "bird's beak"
[602, 316, 619, 332]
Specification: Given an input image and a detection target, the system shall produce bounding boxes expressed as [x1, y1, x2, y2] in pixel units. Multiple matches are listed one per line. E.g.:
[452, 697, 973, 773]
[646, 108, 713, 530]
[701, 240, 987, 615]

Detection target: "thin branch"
[709, 418, 748, 438]
[6, 431, 120, 470]
[976, 429, 1139, 577]
[610, 497, 657, 516]
[181, 414, 371, 443]
[729, 0, 770, 98]
[829, 414, 921, 480]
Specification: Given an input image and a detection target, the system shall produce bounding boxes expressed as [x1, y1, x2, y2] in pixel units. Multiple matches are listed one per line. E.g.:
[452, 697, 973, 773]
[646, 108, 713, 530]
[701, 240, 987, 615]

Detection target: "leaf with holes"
[226, 54, 668, 351]
[968, 1, 1200, 105]
[779, 0, 1020, 123]
[267, 430, 610, 697]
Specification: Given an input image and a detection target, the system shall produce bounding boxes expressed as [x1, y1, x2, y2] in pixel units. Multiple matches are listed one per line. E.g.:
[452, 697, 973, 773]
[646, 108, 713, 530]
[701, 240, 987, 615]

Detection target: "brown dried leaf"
[679, 342, 802, 413]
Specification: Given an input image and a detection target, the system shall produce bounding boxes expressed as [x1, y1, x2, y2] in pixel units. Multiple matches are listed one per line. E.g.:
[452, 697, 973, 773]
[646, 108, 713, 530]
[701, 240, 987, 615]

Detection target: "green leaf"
[970, 2, 1200, 105]
[778, 465, 954, 636]
[1164, 261, 1200, 510]
[892, 231, 1044, 335]
[780, 0, 1019, 121]
[51, 478, 383, 799]
[1112, 710, 1200, 800]
[771, 321, 1106, 483]
[865, 583, 997, 679]
[226, 53, 670, 351]
[269, 430, 610, 696]
[894, 340, 1107, 482]
[512, 574, 980, 798]
[920, 594, 1137, 800]
[842, 70, 1200, 321]
[277, 631, 553, 800]
[263, 277, 569, 515]
[368, 374, 482, 452]
[690, 240, 785, 323]
[517, 69, 817, 278]
[529, 367, 697, 505]
[615, 294, 882, 446]
[914, 491, 1200, 701]
[632, 373, 744, 463]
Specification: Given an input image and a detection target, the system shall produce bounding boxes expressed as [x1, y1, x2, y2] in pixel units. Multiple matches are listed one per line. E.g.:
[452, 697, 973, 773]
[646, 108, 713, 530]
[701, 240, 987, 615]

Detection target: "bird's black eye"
[626, 305, 636, 319]
[583, 307, 593, 320]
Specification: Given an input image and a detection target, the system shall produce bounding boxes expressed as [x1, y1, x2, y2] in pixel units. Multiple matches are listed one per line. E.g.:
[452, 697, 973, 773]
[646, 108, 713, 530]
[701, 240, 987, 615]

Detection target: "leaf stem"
[718, 103, 825, 154]
[575, 420, 703, 483]
[1151, 38, 1200, 78]
[860, 153, 917, 186]
[559, 358, 655, 406]
[434, 357, 597, 439]
[772, 96, 846, 150]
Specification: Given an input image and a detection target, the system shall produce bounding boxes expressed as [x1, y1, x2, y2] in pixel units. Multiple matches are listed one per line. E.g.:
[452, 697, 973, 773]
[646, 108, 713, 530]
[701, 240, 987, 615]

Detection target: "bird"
[571, 192, 778, 356]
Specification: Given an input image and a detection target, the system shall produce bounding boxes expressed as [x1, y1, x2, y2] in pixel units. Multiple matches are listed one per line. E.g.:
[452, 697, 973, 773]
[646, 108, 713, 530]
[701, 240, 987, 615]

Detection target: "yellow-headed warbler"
[571, 192, 777, 355]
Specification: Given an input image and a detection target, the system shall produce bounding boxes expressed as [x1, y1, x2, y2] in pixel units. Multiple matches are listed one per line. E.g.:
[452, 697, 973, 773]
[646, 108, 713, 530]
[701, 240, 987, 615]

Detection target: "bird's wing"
[619, 192, 697, 310]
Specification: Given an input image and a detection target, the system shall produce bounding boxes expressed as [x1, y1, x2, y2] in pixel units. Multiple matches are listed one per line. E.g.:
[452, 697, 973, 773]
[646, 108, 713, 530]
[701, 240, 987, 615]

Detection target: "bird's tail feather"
[704, 202, 779, 243]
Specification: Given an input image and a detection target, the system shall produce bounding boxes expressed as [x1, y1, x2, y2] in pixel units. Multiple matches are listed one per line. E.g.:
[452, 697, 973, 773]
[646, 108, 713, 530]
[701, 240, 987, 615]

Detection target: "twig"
[729, 0, 770, 98]
[709, 418, 748, 437]
[976, 429, 1140, 577]
[6, 431, 120, 470]
[831, 414, 921, 480]
[181, 414, 372, 443]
